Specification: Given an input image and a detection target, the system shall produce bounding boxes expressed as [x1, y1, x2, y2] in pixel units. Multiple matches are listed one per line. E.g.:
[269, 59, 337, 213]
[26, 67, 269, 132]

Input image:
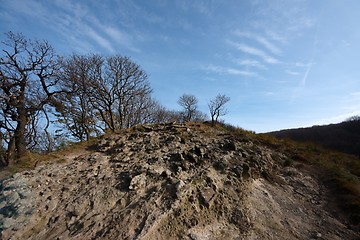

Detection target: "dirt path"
[247, 166, 359, 240]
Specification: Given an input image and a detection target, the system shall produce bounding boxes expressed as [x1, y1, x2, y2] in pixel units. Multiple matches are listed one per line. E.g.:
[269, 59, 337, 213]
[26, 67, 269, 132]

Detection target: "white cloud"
[103, 26, 140, 53]
[229, 41, 279, 64]
[265, 30, 288, 44]
[234, 31, 282, 55]
[265, 92, 275, 96]
[341, 40, 351, 47]
[249, 0, 317, 48]
[54, 0, 88, 19]
[205, 64, 256, 77]
[286, 70, 300, 76]
[6, 0, 47, 19]
[236, 59, 267, 70]
[175, 0, 217, 16]
[3, 0, 142, 53]
[86, 27, 114, 53]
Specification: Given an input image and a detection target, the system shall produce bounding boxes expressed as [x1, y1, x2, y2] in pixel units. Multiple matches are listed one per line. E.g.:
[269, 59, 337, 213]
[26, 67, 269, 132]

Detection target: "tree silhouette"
[0, 32, 61, 165]
[178, 94, 199, 122]
[208, 94, 230, 127]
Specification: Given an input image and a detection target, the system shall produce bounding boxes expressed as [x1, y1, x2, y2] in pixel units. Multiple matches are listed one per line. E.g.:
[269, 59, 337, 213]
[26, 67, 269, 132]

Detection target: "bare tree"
[208, 94, 230, 127]
[192, 110, 208, 122]
[59, 54, 152, 134]
[344, 115, 360, 122]
[94, 55, 152, 130]
[178, 94, 199, 122]
[57, 54, 102, 141]
[144, 100, 187, 124]
[0, 32, 61, 165]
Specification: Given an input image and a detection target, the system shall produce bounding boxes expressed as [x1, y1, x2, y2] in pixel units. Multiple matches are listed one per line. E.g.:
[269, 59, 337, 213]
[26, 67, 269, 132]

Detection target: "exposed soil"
[0, 123, 358, 239]
[247, 166, 358, 240]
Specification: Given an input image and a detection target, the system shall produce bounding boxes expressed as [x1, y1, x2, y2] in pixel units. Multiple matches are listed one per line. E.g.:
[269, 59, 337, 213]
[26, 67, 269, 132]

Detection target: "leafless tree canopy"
[0, 32, 226, 167]
[178, 94, 199, 122]
[58, 54, 154, 140]
[208, 94, 230, 126]
[57, 54, 103, 141]
[0, 32, 162, 166]
[0, 32, 61, 164]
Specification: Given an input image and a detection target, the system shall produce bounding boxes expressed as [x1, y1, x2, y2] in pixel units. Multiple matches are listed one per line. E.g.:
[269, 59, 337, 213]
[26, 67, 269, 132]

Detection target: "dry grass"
[199, 123, 360, 225]
[256, 131, 360, 226]
[0, 138, 98, 178]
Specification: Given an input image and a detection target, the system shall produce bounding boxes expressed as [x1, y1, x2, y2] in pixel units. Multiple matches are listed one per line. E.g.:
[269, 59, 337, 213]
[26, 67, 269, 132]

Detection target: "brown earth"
[0, 123, 358, 239]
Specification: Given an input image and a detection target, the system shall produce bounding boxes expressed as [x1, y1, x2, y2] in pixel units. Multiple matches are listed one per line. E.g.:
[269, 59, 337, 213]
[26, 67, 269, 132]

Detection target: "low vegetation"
[201, 121, 360, 225]
[256, 131, 360, 225]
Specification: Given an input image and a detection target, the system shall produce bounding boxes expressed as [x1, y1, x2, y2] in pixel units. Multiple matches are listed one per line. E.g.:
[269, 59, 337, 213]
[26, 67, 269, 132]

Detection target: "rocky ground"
[0, 122, 358, 239]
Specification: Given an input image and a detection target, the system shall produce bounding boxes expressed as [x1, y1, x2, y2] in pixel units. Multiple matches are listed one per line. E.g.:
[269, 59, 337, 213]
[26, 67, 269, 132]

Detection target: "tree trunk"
[0, 132, 6, 167]
[14, 109, 28, 160]
[85, 128, 90, 142]
[211, 116, 215, 127]
[6, 136, 16, 165]
[14, 88, 28, 161]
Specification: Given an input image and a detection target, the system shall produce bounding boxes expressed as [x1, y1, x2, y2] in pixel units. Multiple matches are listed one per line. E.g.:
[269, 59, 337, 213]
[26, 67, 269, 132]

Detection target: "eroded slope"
[0, 123, 358, 239]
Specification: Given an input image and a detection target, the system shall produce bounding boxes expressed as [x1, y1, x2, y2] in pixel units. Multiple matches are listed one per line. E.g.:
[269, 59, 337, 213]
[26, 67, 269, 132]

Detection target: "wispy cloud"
[264, 91, 275, 96]
[265, 30, 288, 44]
[235, 59, 267, 70]
[300, 63, 314, 86]
[6, 0, 48, 19]
[205, 64, 256, 77]
[340, 40, 351, 48]
[250, 0, 316, 40]
[294, 62, 312, 67]
[291, 62, 314, 101]
[234, 31, 282, 55]
[228, 41, 279, 64]
[175, 0, 218, 17]
[86, 27, 115, 52]
[286, 70, 300, 76]
[103, 26, 140, 53]
[3, 0, 141, 53]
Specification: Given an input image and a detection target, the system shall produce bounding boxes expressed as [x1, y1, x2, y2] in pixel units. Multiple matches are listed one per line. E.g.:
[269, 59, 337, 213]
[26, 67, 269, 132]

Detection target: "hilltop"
[0, 122, 359, 239]
[269, 118, 360, 157]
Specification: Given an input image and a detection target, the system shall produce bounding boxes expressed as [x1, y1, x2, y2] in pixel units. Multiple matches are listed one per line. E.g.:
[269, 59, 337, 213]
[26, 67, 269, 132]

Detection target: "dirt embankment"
[0, 123, 358, 239]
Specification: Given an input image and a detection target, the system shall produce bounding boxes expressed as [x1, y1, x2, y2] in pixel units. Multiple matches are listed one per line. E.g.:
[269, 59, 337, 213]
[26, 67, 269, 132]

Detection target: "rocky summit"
[0, 123, 359, 240]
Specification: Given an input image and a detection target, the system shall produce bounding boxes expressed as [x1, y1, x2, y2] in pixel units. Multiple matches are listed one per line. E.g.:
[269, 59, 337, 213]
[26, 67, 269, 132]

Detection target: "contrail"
[301, 63, 313, 86]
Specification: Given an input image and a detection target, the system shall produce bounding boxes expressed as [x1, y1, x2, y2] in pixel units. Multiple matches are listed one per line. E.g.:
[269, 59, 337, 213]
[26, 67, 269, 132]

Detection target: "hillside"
[269, 119, 360, 157]
[0, 122, 359, 239]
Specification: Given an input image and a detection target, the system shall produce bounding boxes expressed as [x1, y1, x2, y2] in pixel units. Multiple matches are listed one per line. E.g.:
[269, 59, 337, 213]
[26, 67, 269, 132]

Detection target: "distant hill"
[269, 118, 360, 157]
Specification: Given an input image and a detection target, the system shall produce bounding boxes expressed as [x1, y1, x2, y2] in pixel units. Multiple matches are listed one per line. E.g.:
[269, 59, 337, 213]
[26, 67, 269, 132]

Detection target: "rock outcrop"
[0, 122, 358, 239]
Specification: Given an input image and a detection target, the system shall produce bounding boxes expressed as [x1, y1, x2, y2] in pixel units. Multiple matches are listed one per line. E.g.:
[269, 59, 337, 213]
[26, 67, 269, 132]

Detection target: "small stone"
[129, 174, 147, 190]
[200, 187, 216, 207]
[175, 180, 185, 191]
[188, 233, 198, 240]
[315, 232, 322, 238]
[165, 169, 172, 177]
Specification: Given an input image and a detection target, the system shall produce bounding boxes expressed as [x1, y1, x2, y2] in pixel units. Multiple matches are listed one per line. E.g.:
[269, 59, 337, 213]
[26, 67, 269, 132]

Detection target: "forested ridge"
[269, 116, 360, 157]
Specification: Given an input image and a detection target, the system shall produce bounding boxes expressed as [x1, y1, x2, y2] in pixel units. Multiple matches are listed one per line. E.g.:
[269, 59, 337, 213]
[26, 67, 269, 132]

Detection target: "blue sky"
[1, 0, 360, 132]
